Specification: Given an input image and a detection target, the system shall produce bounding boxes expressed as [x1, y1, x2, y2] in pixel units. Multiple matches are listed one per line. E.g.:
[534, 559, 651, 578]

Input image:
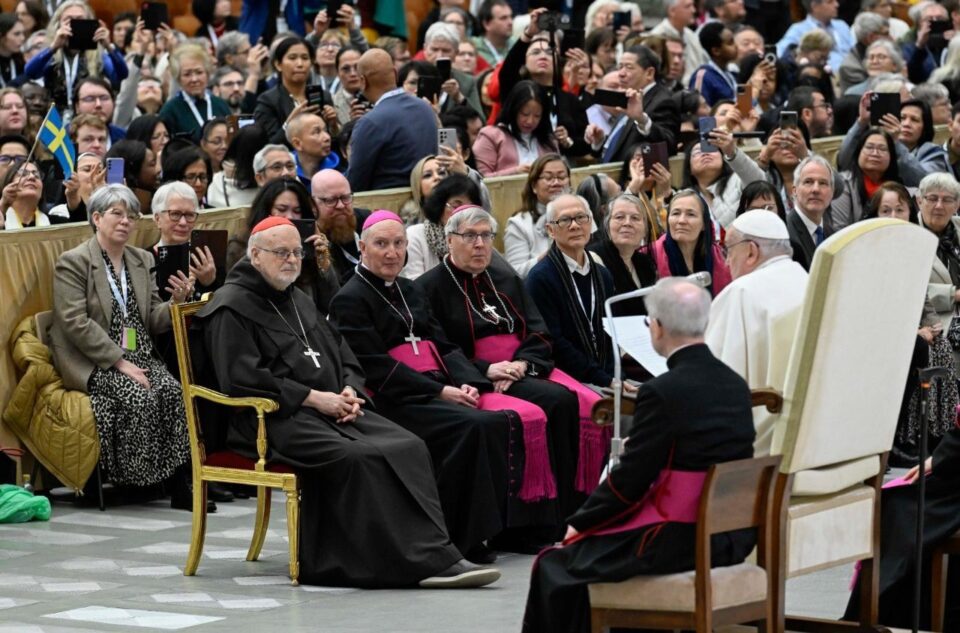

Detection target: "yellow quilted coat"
[2, 315, 99, 491]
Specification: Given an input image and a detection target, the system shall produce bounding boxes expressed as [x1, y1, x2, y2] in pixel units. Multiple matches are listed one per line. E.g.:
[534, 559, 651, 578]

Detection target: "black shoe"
[465, 542, 498, 565]
[207, 483, 235, 503]
[228, 484, 254, 499]
[170, 493, 217, 513]
[418, 560, 500, 588]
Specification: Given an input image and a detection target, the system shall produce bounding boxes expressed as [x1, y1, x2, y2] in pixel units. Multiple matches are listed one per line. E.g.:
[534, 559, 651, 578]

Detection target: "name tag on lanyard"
[107, 265, 137, 351]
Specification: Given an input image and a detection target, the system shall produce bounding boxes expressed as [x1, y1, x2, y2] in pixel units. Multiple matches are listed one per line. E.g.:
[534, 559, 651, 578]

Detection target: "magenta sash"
[387, 341, 443, 373]
[477, 393, 556, 502]
[474, 334, 609, 494]
[389, 337, 556, 503]
[592, 469, 706, 537]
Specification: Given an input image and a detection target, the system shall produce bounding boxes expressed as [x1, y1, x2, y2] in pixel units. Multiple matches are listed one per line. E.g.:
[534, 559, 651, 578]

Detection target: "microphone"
[685, 271, 712, 288]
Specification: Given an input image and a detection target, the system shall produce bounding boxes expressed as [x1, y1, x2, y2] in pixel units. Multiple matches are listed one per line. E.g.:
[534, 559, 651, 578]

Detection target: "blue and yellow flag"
[38, 108, 76, 178]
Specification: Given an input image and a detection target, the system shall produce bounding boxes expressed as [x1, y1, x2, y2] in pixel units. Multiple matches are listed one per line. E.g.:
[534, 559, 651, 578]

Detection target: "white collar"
[755, 254, 792, 271]
[360, 262, 396, 286]
[561, 249, 590, 275]
[374, 87, 405, 107]
[795, 207, 822, 236]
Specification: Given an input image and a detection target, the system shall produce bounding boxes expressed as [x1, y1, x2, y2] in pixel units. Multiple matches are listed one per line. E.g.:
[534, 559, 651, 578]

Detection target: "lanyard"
[182, 90, 213, 127]
[324, 75, 340, 95]
[707, 60, 737, 95]
[0, 58, 16, 88]
[483, 39, 502, 64]
[570, 268, 596, 337]
[64, 54, 80, 110]
[207, 24, 219, 49]
[340, 233, 360, 265]
[106, 262, 129, 318]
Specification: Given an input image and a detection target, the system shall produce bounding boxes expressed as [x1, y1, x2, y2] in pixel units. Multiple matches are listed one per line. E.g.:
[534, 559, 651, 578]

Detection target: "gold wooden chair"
[932, 529, 960, 631]
[170, 298, 300, 585]
[587, 454, 782, 633]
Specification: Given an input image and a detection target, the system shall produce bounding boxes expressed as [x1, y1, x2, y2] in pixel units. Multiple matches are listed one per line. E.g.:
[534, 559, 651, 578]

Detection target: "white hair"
[444, 206, 499, 235]
[253, 144, 293, 174]
[545, 194, 591, 222]
[919, 172, 960, 199]
[793, 154, 835, 189]
[727, 226, 794, 260]
[424, 22, 461, 47]
[645, 277, 712, 338]
[853, 12, 888, 42]
[152, 181, 199, 215]
[865, 40, 905, 72]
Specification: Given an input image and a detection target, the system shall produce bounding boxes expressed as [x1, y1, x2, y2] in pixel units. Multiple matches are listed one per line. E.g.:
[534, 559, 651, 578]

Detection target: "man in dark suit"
[786, 155, 835, 270]
[588, 44, 681, 162]
[521, 277, 757, 633]
[421, 22, 485, 117]
[311, 169, 370, 285]
[346, 49, 437, 193]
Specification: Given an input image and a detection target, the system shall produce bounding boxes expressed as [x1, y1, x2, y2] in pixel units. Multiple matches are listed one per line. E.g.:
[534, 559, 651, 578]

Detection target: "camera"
[537, 11, 570, 32]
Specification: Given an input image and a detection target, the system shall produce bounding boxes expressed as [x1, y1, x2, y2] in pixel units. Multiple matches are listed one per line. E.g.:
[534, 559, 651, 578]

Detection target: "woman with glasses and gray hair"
[49, 184, 195, 509]
[917, 173, 960, 366]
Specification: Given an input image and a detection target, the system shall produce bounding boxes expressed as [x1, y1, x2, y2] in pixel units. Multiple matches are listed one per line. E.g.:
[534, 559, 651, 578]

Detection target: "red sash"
[389, 337, 556, 503]
[474, 334, 610, 494]
[590, 469, 705, 537]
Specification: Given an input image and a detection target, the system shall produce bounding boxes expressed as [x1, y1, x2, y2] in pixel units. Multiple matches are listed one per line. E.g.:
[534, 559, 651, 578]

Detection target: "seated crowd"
[4, 0, 960, 628]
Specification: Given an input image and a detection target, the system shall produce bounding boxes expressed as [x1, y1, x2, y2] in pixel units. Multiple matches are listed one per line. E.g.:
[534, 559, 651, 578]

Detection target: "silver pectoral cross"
[481, 300, 500, 321]
[304, 347, 322, 368]
[404, 332, 422, 355]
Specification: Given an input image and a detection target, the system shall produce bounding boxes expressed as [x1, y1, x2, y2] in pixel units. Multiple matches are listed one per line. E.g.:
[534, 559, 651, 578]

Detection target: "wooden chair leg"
[96, 463, 106, 512]
[246, 486, 272, 562]
[184, 480, 208, 576]
[931, 547, 948, 632]
[285, 485, 300, 586]
[590, 608, 606, 633]
[858, 557, 879, 627]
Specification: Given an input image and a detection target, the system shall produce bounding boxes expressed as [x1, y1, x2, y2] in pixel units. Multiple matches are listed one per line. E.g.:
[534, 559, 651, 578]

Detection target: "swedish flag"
[38, 107, 76, 178]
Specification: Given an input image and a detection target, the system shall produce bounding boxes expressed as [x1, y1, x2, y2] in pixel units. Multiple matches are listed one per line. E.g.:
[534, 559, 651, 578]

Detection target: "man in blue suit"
[346, 49, 437, 193]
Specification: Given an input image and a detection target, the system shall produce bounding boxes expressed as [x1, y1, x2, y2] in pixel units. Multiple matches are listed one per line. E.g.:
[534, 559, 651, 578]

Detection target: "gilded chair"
[587, 455, 782, 633]
[765, 219, 937, 632]
[931, 529, 960, 631]
[169, 298, 301, 585]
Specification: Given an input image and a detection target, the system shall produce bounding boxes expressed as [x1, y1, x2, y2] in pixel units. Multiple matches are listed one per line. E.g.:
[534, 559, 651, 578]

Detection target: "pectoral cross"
[404, 332, 422, 355]
[304, 347, 322, 368]
[481, 298, 500, 321]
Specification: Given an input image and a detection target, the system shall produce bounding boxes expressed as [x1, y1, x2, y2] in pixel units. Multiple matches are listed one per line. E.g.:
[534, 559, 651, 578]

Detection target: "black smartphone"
[327, 0, 347, 28]
[779, 110, 798, 131]
[68, 19, 99, 51]
[869, 92, 901, 126]
[155, 243, 191, 300]
[436, 58, 451, 82]
[612, 11, 631, 31]
[291, 219, 317, 262]
[592, 88, 629, 109]
[306, 84, 326, 108]
[699, 116, 718, 153]
[190, 230, 228, 274]
[537, 11, 569, 31]
[763, 44, 778, 65]
[417, 75, 441, 102]
[140, 2, 168, 31]
[930, 19, 951, 35]
[561, 28, 584, 54]
[640, 141, 669, 178]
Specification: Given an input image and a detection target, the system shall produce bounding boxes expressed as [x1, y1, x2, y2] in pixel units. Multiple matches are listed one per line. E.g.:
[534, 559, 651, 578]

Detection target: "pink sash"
[390, 337, 556, 503]
[474, 334, 609, 494]
[592, 469, 706, 537]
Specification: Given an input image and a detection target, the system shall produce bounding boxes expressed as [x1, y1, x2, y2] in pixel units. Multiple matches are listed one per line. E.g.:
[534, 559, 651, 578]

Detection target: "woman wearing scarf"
[403, 173, 483, 280]
[649, 189, 731, 297]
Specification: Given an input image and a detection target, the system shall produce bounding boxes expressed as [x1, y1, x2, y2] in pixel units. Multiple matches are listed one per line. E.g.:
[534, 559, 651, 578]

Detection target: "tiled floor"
[0, 493, 860, 632]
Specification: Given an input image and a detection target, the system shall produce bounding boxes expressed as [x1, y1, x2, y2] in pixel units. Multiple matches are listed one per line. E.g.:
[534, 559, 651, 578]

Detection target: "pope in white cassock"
[705, 210, 810, 454]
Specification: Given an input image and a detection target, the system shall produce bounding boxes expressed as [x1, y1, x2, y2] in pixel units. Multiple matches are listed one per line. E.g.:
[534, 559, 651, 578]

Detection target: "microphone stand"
[912, 366, 948, 633]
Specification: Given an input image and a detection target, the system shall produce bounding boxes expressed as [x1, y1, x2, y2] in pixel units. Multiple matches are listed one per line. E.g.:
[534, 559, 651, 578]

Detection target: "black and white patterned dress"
[87, 251, 190, 487]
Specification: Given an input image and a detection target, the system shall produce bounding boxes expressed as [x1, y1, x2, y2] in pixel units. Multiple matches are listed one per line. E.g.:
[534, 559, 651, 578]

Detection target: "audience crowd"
[4, 0, 960, 627]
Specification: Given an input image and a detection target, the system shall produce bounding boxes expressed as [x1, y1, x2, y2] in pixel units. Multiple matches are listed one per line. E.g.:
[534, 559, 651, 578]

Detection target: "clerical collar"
[447, 256, 482, 279]
[561, 249, 590, 275]
[358, 262, 396, 287]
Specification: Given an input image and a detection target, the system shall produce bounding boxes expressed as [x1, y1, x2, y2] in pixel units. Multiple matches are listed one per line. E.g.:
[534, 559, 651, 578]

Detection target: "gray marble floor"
[0, 493, 860, 632]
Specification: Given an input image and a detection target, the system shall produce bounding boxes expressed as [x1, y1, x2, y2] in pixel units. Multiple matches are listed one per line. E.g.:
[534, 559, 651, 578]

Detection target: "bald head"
[248, 224, 302, 290]
[645, 278, 711, 356]
[358, 48, 396, 101]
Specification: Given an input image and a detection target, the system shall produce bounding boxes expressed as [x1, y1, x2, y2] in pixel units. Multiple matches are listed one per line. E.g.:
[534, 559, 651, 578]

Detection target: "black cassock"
[845, 425, 960, 630]
[521, 345, 756, 633]
[195, 259, 460, 587]
[329, 265, 554, 554]
[416, 256, 583, 519]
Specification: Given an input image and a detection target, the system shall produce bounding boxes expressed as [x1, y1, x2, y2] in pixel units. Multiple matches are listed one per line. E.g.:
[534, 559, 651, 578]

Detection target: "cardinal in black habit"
[329, 211, 562, 562]
[521, 279, 756, 633]
[194, 216, 500, 589]
[416, 205, 598, 519]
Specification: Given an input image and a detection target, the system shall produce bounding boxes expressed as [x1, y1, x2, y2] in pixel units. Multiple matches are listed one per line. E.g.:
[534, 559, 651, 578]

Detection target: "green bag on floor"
[0, 484, 51, 523]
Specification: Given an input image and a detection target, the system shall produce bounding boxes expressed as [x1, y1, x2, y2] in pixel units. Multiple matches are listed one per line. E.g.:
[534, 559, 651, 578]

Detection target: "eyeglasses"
[264, 161, 297, 174]
[78, 94, 112, 105]
[811, 103, 832, 111]
[451, 231, 496, 243]
[549, 213, 591, 228]
[862, 143, 889, 155]
[257, 247, 305, 260]
[538, 173, 569, 183]
[339, 63, 360, 73]
[0, 154, 25, 164]
[163, 210, 198, 223]
[721, 238, 754, 258]
[319, 41, 342, 50]
[183, 173, 209, 184]
[313, 193, 353, 207]
[923, 194, 959, 206]
[527, 47, 552, 57]
[105, 207, 141, 221]
[16, 167, 41, 180]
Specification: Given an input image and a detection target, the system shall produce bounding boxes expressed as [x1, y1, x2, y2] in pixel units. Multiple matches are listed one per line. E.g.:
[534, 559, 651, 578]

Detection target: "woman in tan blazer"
[50, 184, 197, 508]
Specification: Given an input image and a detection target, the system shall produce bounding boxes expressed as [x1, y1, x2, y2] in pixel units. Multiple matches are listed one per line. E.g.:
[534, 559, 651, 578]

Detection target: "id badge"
[121, 327, 137, 351]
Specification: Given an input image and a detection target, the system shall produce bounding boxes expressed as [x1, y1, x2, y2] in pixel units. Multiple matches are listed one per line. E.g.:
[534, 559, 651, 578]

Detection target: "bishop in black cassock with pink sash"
[328, 211, 562, 561]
